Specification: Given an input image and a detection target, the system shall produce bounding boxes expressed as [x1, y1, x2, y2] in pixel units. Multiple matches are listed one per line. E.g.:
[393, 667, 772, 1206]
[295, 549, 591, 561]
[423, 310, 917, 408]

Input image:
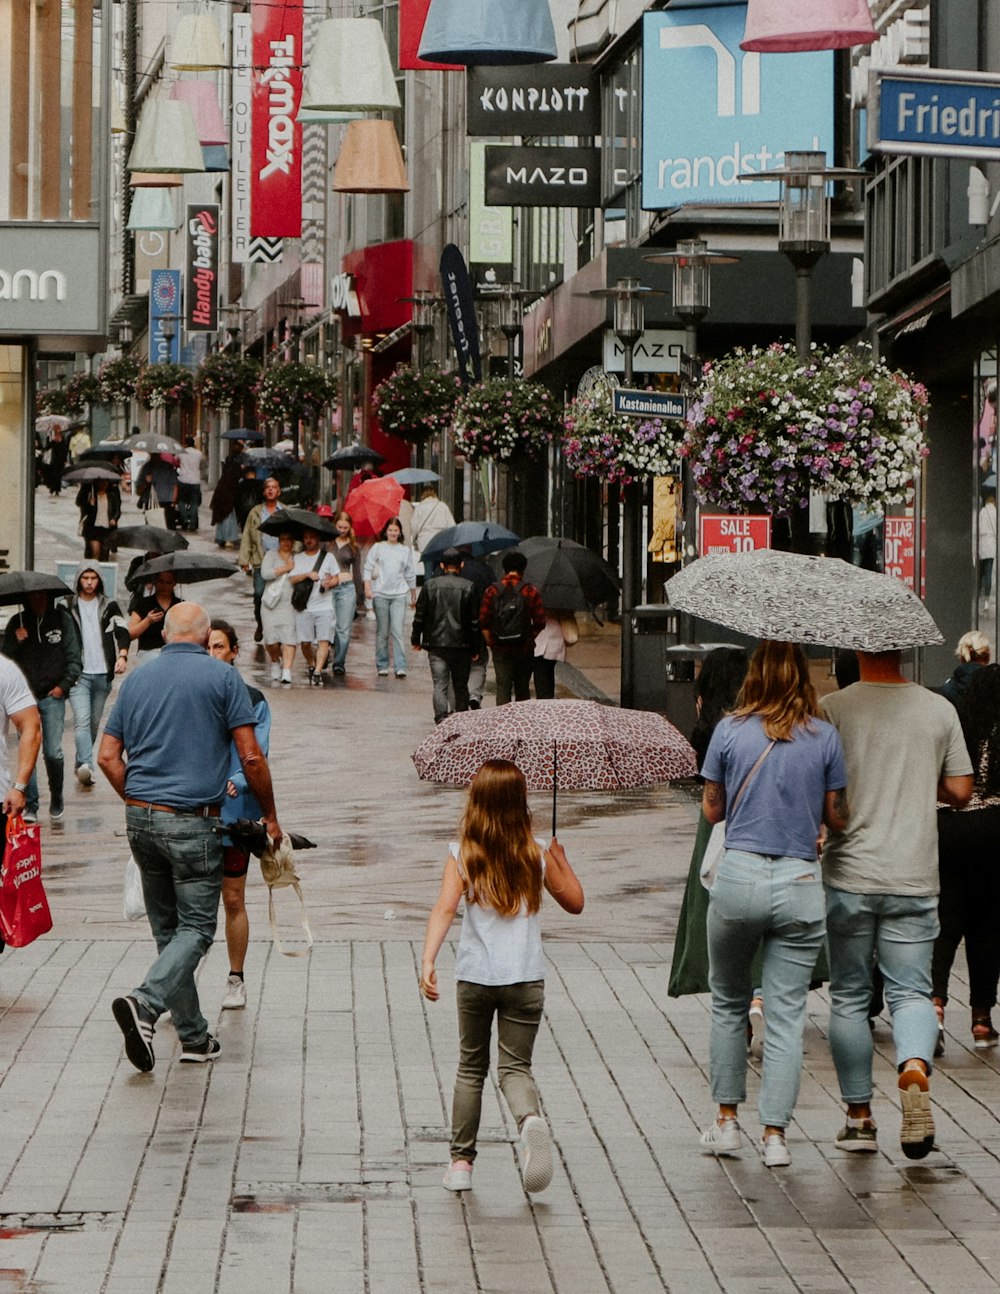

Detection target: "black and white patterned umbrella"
[666, 549, 943, 652]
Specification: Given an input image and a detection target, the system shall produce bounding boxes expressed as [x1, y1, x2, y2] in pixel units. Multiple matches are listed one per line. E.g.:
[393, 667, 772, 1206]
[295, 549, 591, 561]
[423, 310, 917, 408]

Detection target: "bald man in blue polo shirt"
[99, 602, 284, 1072]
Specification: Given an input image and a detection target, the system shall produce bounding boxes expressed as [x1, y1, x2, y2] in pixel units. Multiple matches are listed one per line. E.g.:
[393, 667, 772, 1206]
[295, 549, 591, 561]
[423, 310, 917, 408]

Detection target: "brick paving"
[1, 490, 999, 1292]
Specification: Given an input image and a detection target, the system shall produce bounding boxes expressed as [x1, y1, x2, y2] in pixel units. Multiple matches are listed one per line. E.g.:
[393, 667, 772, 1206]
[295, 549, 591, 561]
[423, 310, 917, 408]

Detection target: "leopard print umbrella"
[665, 549, 943, 651]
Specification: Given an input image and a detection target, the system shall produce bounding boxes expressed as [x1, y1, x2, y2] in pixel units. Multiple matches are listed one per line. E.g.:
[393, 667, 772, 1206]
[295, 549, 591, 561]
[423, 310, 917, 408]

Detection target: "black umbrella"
[517, 537, 620, 613]
[323, 443, 386, 471]
[131, 552, 239, 585]
[112, 525, 190, 554]
[0, 571, 73, 606]
[221, 427, 265, 443]
[63, 465, 124, 484]
[240, 448, 298, 472]
[421, 522, 520, 563]
[258, 507, 339, 540]
[80, 442, 133, 460]
[228, 819, 316, 856]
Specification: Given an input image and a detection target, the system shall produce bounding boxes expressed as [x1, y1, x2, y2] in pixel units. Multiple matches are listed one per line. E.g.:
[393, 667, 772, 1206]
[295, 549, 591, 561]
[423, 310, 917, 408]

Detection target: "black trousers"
[931, 805, 1000, 1011]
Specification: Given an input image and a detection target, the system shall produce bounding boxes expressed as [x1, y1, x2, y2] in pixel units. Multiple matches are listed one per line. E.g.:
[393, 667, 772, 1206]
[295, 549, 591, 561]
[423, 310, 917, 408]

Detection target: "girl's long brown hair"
[333, 510, 357, 553]
[730, 640, 820, 741]
[459, 761, 543, 916]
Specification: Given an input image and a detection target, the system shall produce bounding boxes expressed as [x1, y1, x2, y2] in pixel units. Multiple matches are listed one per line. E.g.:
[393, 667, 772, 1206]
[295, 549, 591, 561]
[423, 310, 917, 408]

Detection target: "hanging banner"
[469, 142, 513, 288]
[231, 14, 252, 262]
[149, 269, 182, 365]
[484, 146, 602, 207]
[185, 204, 219, 332]
[399, 0, 461, 71]
[467, 66, 600, 136]
[251, 0, 303, 238]
[439, 244, 482, 388]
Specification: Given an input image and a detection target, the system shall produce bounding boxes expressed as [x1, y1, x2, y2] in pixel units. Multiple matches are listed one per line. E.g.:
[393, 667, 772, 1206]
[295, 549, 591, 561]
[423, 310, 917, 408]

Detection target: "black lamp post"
[497, 281, 524, 379]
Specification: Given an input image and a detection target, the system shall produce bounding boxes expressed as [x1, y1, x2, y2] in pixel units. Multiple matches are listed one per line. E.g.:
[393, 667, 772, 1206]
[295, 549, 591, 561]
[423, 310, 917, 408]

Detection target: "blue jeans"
[825, 887, 939, 1103]
[332, 581, 357, 668]
[428, 648, 472, 721]
[69, 672, 112, 769]
[125, 806, 222, 1047]
[373, 594, 408, 673]
[707, 849, 826, 1128]
[26, 693, 66, 814]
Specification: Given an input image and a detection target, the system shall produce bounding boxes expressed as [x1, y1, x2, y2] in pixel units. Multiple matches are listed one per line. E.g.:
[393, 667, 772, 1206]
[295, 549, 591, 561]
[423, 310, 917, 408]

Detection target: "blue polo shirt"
[104, 642, 256, 810]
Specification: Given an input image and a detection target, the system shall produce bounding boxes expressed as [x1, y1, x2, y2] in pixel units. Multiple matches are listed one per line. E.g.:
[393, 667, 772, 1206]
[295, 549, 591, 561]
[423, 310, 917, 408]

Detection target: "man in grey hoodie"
[67, 563, 130, 787]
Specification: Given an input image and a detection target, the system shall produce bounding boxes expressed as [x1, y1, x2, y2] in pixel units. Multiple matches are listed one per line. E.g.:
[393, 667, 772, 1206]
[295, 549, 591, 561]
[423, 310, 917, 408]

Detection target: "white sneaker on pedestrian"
[221, 975, 247, 1010]
[270, 662, 282, 682]
[761, 1132, 791, 1167]
[76, 763, 93, 787]
[442, 1160, 473, 1192]
[748, 1000, 765, 1060]
[520, 1115, 553, 1192]
[280, 669, 292, 686]
[700, 1118, 742, 1156]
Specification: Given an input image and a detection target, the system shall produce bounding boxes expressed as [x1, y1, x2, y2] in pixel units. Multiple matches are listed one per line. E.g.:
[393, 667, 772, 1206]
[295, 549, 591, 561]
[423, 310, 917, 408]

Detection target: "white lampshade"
[127, 99, 206, 173]
[170, 15, 226, 70]
[302, 19, 401, 114]
[127, 187, 178, 231]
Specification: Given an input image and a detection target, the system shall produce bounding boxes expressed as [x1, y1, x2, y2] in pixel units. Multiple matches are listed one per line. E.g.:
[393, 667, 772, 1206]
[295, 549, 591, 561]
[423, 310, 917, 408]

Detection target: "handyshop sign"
[185, 204, 219, 332]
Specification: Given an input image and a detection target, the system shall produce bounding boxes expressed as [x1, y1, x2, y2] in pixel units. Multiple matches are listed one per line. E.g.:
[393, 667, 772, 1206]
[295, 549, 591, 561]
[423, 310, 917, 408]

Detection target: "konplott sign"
[467, 65, 600, 136]
[484, 146, 601, 208]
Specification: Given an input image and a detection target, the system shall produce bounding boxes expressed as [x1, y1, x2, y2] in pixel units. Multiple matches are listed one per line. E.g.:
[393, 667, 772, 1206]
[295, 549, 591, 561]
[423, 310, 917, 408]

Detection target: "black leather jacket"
[411, 573, 482, 653]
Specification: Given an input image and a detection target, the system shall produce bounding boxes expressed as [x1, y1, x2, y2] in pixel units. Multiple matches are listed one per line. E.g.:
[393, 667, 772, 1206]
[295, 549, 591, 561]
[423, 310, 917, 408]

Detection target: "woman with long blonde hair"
[420, 760, 584, 1196]
[699, 640, 849, 1168]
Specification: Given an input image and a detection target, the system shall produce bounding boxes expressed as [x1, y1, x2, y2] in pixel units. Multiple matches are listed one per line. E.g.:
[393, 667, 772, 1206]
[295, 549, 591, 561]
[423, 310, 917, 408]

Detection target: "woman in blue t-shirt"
[698, 640, 848, 1169]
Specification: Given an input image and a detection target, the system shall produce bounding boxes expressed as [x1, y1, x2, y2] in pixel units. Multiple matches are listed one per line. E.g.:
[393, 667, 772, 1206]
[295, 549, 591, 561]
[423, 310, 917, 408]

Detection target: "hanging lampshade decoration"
[298, 106, 365, 125]
[129, 171, 183, 188]
[202, 145, 230, 172]
[740, 0, 876, 52]
[111, 91, 127, 135]
[127, 187, 178, 231]
[169, 14, 226, 70]
[333, 120, 409, 193]
[171, 80, 228, 145]
[418, 0, 557, 64]
[128, 98, 206, 173]
[302, 19, 401, 115]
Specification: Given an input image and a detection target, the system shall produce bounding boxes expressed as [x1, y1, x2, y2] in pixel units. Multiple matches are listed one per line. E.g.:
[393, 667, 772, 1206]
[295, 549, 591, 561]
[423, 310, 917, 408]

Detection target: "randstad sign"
[641, 4, 833, 209]
[0, 227, 104, 335]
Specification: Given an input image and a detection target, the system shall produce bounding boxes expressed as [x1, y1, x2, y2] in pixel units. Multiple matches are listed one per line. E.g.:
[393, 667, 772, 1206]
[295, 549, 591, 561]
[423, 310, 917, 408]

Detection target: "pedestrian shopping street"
[1, 493, 999, 1293]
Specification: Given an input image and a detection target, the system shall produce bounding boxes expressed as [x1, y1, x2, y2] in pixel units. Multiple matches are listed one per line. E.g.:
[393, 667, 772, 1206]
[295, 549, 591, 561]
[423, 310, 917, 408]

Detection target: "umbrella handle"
[552, 740, 558, 839]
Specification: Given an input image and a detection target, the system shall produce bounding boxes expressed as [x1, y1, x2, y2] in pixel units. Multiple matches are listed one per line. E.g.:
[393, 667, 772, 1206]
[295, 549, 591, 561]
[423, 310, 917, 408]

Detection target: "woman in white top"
[420, 760, 584, 1195]
[289, 527, 339, 686]
[260, 529, 299, 686]
[363, 517, 417, 677]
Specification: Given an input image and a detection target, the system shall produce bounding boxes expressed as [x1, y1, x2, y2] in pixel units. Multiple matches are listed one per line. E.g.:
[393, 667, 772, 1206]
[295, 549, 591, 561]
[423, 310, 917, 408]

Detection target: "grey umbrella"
[80, 442, 133, 460]
[63, 465, 124, 483]
[122, 432, 184, 455]
[421, 522, 520, 563]
[131, 552, 239, 585]
[665, 549, 943, 652]
[387, 468, 441, 486]
[112, 525, 189, 553]
[0, 571, 73, 605]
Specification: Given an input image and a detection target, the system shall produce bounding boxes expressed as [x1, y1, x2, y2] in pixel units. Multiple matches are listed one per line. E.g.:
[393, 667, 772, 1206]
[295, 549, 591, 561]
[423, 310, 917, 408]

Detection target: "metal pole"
[620, 337, 638, 707]
[795, 264, 812, 361]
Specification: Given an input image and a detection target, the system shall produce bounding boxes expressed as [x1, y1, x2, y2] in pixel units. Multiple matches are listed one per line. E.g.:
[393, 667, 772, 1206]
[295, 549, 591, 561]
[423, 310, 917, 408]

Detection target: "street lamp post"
[158, 314, 180, 440]
[778, 151, 830, 361]
[497, 281, 524, 380]
[118, 320, 134, 440]
[408, 290, 437, 373]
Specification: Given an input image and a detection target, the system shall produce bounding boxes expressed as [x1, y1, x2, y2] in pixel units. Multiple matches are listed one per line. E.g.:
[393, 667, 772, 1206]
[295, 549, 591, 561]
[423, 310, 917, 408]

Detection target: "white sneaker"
[520, 1115, 553, 1192]
[442, 1160, 473, 1192]
[761, 1132, 791, 1167]
[748, 1001, 765, 1060]
[280, 669, 292, 686]
[700, 1118, 742, 1156]
[270, 662, 282, 682]
[221, 975, 247, 1010]
[76, 763, 93, 786]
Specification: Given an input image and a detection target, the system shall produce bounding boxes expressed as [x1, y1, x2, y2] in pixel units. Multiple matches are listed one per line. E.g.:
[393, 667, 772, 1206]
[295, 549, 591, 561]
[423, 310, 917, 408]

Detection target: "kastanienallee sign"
[484, 146, 602, 208]
[467, 65, 600, 136]
[0, 226, 104, 336]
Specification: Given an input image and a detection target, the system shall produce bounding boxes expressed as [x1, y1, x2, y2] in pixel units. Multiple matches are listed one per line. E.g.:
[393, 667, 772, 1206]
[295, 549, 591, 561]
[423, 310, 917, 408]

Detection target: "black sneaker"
[468, 698, 481, 710]
[180, 1035, 221, 1063]
[112, 995, 156, 1072]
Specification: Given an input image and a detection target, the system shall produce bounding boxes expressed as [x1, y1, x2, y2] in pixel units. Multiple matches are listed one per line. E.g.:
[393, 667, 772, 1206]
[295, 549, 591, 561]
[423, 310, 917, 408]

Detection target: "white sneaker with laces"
[76, 763, 93, 786]
[748, 1001, 765, 1060]
[221, 975, 247, 1010]
[521, 1115, 553, 1192]
[700, 1118, 742, 1156]
[761, 1133, 791, 1167]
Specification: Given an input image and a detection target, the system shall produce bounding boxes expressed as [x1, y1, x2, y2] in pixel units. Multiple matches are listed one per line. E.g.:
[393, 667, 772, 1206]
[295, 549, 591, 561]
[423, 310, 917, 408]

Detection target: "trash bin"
[629, 604, 680, 712]
[663, 644, 703, 735]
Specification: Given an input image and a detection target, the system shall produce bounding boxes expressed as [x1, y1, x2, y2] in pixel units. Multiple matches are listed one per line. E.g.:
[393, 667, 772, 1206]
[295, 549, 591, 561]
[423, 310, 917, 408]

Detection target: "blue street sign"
[871, 68, 1000, 161]
[613, 388, 688, 420]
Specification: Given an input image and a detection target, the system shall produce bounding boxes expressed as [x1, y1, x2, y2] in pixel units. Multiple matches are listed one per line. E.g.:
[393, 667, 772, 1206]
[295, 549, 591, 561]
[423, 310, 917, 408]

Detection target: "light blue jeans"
[69, 672, 112, 770]
[332, 581, 357, 668]
[373, 593, 408, 673]
[707, 849, 826, 1128]
[125, 806, 222, 1047]
[825, 887, 939, 1103]
[26, 694, 66, 815]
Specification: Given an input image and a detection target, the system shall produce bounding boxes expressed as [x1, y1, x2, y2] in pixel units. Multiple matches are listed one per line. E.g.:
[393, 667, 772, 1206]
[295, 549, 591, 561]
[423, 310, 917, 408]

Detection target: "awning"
[876, 284, 950, 342]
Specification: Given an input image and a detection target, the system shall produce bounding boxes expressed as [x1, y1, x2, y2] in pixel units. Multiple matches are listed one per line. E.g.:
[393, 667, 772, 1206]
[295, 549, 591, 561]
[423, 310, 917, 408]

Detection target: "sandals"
[972, 1016, 1000, 1050]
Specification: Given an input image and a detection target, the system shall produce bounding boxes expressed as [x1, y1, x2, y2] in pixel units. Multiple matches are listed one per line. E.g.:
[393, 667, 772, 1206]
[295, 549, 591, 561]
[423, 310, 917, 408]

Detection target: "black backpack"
[492, 580, 532, 643]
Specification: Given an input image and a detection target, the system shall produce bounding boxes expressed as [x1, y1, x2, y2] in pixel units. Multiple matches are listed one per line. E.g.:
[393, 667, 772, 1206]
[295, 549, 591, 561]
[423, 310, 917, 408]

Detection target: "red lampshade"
[740, 0, 876, 52]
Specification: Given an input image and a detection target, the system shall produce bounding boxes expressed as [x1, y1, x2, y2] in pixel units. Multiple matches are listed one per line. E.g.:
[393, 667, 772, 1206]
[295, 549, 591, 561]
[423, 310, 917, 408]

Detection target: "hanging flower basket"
[563, 389, 684, 486]
[372, 364, 463, 443]
[195, 352, 262, 412]
[64, 372, 103, 414]
[134, 363, 196, 411]
[682, 342, 930, 516]
[97, 355, 143, 407]
[255, 362, 338, 425]
[452, 377, 561, 464]
[37, 388, 74, 417]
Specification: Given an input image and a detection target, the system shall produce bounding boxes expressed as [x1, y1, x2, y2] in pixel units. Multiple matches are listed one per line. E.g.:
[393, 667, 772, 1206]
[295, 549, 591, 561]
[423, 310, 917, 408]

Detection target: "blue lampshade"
[418, 0, 557, 64]
[202, 145, 230, 172]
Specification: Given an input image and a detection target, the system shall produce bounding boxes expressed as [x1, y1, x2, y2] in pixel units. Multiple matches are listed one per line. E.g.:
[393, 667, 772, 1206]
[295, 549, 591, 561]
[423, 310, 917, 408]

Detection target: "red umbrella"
[344, 476, 405, 539]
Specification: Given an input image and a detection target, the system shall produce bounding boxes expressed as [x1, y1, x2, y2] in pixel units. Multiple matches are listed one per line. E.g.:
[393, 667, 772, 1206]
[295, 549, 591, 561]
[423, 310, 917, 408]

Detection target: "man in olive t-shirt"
[820, 649, 973, 1161]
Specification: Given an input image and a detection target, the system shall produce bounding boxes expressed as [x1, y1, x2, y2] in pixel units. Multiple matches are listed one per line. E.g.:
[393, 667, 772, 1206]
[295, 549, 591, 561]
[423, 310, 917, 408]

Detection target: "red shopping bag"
[0, 816, 53, 947]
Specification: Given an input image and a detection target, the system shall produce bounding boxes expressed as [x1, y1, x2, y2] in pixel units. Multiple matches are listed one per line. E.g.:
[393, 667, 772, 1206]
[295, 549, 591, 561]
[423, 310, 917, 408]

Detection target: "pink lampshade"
[740, 0, 876, 52]
[171, 80, 228, 146]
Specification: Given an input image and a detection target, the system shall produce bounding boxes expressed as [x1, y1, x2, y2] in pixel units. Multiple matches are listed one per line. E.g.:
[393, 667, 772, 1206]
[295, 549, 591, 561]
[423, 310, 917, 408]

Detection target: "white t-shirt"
[291, 549, 338, 612]
[821, 682, 972, 896]
[0, 657, 37, 798]
[78, 597, 105, 674]
[452, 839, 547, 985]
